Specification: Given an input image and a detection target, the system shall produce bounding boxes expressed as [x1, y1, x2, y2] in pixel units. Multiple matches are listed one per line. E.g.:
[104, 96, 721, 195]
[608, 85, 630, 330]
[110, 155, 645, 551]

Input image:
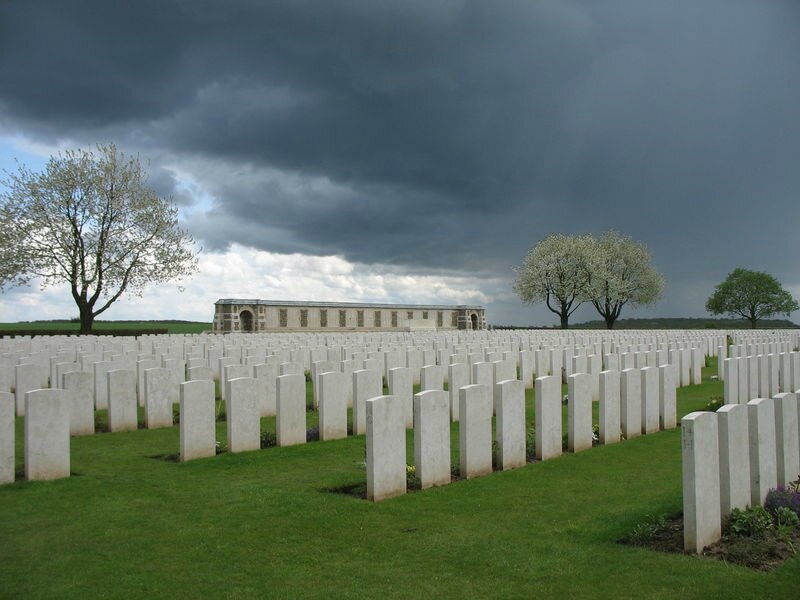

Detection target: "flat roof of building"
[215, 299, 484, 310]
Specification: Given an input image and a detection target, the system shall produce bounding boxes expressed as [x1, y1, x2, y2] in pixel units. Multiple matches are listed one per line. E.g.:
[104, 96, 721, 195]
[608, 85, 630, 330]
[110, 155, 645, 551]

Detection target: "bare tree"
[0, 144, 198, 333]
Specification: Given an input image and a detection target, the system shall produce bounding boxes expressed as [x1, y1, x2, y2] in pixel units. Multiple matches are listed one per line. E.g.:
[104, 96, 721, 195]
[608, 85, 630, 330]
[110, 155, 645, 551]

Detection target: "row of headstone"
[2, 328, 725, 412]
[722, 353, 800, 404]
[682, 392, 800, 553]
[366, 380, 526, 501]
[366, 363, 679, 502]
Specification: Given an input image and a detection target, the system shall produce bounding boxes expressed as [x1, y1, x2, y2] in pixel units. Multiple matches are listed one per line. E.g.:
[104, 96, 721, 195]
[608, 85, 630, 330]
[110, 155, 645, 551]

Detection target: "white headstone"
[717, 404, 750, 515]
[459, 384, 493, 479]
[366, 395, 406, 501]
[620, 368, 641, 440]
[772, 392, 799, 487]
[277, 373, 306, 447]
[25, 389, 70, 481]
[319, 370, 347, 441]
[599, 370, 620, 444]
[568, 373, 591, 453]
[226, 377, 260, 453]
[413, 390, 451, 488]
[253, 362, 278, 417]
[107, 369, 137, 432]
[747, 397, 777, 506]
[62, 370, 94, 436]
[495, 379, 526, 470]
[180, 379, 216, 462]
[448, 362, 468, 423]
[144, 368, 174, 430]
[353, 369, 381, 436]
[535, 375, 562, 461]
[640, 366, 659, 435]
[387, 367, 413, 428]
[0, 391, 14, 484]
[682, 411, 721, 554]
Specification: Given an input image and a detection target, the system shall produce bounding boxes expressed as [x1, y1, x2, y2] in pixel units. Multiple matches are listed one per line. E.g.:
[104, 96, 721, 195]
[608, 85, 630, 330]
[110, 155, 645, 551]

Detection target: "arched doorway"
[240, 310, 254, 332]
[471, 313, 478, 330]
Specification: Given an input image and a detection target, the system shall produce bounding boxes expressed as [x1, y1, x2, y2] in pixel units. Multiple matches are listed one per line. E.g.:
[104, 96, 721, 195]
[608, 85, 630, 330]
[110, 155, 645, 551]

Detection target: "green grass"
[0, 320, 212, 334]
[1, 359, 798, 598]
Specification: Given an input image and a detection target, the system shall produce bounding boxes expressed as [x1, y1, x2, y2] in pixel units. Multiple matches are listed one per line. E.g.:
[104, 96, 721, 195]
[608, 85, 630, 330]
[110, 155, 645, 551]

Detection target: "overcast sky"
[1, 1, 799, 326]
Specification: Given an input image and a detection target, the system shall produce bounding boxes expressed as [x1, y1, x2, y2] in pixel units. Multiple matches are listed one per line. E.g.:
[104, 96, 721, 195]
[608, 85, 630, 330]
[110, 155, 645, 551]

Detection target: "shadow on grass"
[323, 481, 367, 500]
[147, 453, 180, 463]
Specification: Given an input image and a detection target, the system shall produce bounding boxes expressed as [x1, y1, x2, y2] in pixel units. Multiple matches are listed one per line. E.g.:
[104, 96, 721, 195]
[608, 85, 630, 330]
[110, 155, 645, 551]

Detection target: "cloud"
[1, 1, 799, 324]
[0, 245, 496, 322]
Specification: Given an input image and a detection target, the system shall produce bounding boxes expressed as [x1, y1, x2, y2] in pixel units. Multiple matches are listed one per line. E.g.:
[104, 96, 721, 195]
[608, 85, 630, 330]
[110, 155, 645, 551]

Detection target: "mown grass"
[1, 359, 798, 598]
[0, 321, 212, 334]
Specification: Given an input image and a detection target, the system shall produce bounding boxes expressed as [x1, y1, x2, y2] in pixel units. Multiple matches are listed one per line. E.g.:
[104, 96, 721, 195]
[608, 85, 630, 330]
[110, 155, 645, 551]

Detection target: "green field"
[1, 359, 798, 598]
[0, 321, 212, 334]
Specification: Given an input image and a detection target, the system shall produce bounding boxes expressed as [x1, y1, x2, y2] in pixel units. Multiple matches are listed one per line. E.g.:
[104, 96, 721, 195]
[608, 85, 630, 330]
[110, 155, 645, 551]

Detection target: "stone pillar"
[62, 370, 94, 436]
[717, 404, 750, 516]
[620, 368, 641, 440]
[144, 368, 174, 430]
[107, 369, 138, 432]
[387, 367, 413, 428]
[747, 397, 777, 506]
[448, 362, 468, 423]
[25, 389, 70, 481]
[366, 395, 406, 501]
[413, 390, 451, 488]
[772, 392, 799, 487]
[319, 370, 347, 441]
[180, 379, 216, 462]
[682, 411, 721, 554]
[599, 370, 620, 445]
[535, 375, 562, 461]
[459, 383, 492, 479]
[0, 391, 13, 484]
[495, 379, 526, 470]
[568, 373, 591, 453]
[226, 377, 260, 453]
[640, 366, 660, 435]
[353, 369, 381, 436]
[276, 373, 306, 447]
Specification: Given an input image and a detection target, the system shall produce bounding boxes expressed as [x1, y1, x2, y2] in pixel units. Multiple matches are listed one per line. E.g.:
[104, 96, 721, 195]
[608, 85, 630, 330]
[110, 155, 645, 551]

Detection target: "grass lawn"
[0, 321, 212, 334]
[1, 358, 798, 598]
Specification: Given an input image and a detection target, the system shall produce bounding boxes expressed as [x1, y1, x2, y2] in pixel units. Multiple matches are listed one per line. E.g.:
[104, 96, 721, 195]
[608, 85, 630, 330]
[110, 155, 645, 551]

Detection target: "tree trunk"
[749, 317, 758, 329]
[560, 313, 569, 329]
[77, 301, 94, 334]
[605, 314, 615, 330]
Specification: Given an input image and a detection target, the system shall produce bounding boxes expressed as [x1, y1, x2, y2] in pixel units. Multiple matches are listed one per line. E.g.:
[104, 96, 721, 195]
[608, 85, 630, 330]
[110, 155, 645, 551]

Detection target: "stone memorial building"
[213, 299, 487, 333]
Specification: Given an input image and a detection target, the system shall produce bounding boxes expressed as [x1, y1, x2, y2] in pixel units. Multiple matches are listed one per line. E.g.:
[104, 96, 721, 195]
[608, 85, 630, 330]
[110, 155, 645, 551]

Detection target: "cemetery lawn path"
[1, 359, 798, 598]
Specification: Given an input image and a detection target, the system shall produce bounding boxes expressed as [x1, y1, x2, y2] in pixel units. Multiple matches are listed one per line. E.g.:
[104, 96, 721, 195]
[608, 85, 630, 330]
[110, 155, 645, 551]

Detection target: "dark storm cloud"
[1, 0, 800, 322]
